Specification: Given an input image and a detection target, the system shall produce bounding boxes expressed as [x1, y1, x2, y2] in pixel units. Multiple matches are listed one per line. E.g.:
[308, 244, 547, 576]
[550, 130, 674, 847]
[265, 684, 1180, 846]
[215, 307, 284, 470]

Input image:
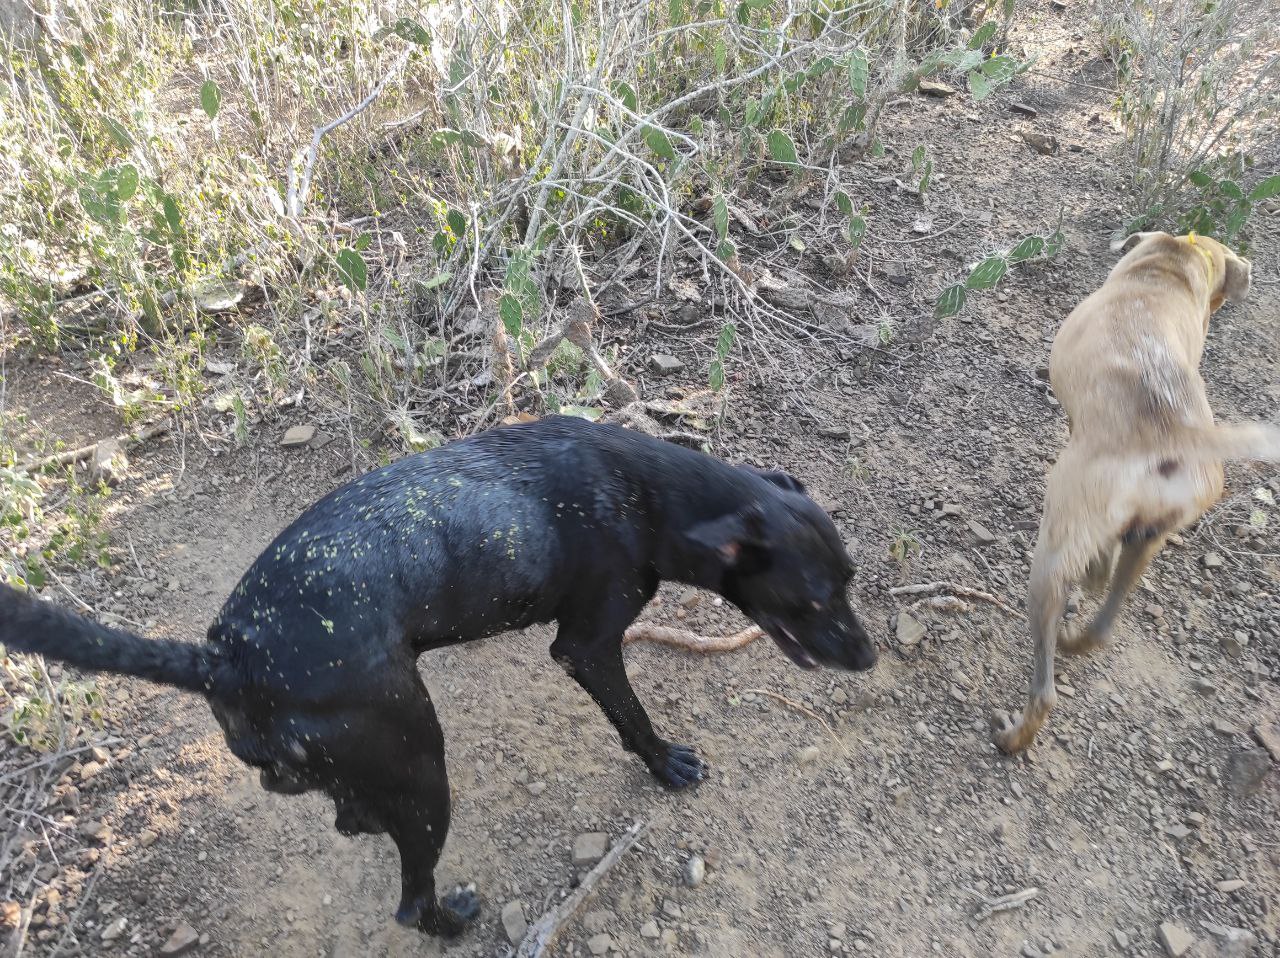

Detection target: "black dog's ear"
[686, 503, 769, 566]
[741, 465, 806, 494]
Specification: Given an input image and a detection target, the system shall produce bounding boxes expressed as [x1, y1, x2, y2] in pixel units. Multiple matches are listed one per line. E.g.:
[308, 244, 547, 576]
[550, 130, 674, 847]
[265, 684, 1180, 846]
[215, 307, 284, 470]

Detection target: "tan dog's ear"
[1109, 230, 1165, 254]
[1221, 252, 1251, 303]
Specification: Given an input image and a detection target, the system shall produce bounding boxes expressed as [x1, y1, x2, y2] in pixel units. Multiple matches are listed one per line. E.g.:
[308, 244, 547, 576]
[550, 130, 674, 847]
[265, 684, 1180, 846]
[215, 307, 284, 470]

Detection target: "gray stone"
[918, 79, 956, 97]
[1225, 749, 1271, 798]
[500, 901, 527, 943]
[159, 923, 200, 956]
[572, 832, 610, 867]
[1253, 721, 1280, 762]
[280, 424, 316, 448]
[90, 438, 128, 486]
[1201, 552, 1224, 568]
[896, 612, 926, 647]
[648, 354, 684, 375]
[968, 520, 997, 544]
[1158, 922, 1195, 957]
[1200, 922, 1257, 958]
[640, 920, 660, 939]
[1010, 102, 1038, 117]
[684, 855, 706, 887]
[586, 932, 613, 955]
[101, 917, 127, 941]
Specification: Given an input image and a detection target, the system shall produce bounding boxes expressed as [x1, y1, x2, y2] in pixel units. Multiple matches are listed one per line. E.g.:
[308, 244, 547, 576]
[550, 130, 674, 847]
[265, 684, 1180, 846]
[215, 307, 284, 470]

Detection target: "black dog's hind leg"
[321, 671, 479, 937]
[551, 593, 707, 789]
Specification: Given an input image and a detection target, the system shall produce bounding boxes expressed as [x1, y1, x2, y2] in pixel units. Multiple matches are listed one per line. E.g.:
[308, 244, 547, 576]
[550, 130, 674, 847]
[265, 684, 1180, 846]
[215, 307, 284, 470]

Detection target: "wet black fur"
[0, 416, 876, 936]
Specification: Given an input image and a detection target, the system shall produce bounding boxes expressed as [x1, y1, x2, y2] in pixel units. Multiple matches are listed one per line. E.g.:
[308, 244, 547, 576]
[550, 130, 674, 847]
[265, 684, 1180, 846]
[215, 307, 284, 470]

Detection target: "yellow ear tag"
[1187, 231, 1198, 245]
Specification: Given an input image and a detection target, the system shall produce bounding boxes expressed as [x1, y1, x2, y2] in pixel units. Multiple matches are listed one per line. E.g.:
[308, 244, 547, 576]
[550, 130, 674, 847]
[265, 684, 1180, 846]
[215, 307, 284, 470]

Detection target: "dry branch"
[516, 821, 652, 958]
[889, 582, 1020, 617]
[624, 624, 763, 654]
[15, 420, 172, 475]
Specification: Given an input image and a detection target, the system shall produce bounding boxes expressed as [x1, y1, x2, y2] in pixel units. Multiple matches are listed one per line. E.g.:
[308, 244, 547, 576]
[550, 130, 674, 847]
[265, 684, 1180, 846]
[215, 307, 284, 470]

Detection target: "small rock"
[1163, 822, 1192, 839]
[1020, 130, 1060, 156]
[640, 920, 660, 939]
[1113, 929, 1130, 948]
[684, 855, 706, 887]
[572, 832, 610, 867]
[1145, 603, 1164, 619]
[1159, 922, 1195, 957]
[896, 612, 926, 647]
[78, 821, 111, 844]
[830, 923, 847, 940]
[968, 520, 996, 544]
[661, 900, 682, 919]
[101, 917, 127, 941]
[90, 746, 111, 763]
[500, 901, 527, 943]
[1010, 102, 1038, 117]
[918, 79, 956, 97]
[1191, 677, 1217, 696]
[139, 830, 158, 848]
[1201, 552, 1224, 569]
[1201, 922, 1257, 957]
[159, 923, 200, 956]
[1213, 718, 1243, 736]
[679, 590, 701, 610]
[586, 932, 613, 955]
[526, 781, 547, 796]
[940, 502, 963, 517]
[817, 425, 851, 440]
[1224, 749, 1271, 798]
[796, 745, 822, 766]
[204, 360, 235, 376]
[1253, 721, 1280, 762]
[89, 438, 128, 487]
[1215, 879, 1247, 893]
[648, 354, 684, 376]
[79, 761, 105, 782]
[280, 425, 316, 448]
[831, 687, 847, 705]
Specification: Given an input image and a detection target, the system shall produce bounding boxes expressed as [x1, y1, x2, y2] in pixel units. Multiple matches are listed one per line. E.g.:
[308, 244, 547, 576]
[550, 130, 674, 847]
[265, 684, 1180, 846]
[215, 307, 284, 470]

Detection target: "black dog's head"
[686, 468, 877, 672]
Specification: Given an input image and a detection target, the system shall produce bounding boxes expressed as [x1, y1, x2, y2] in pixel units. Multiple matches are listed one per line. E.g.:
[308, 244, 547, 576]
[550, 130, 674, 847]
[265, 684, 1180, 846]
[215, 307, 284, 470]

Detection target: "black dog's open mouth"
[763, 622, 821, 670]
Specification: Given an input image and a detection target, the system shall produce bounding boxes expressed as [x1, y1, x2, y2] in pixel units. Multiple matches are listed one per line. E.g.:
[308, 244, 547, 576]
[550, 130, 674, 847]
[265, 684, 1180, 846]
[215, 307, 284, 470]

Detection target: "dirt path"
[3, 6, 1278, 958]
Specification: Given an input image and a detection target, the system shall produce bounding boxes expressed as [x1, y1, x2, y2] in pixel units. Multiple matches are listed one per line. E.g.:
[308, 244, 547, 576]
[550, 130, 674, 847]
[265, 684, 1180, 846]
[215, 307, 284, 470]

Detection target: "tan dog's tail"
[1177, 421, 1280, 464]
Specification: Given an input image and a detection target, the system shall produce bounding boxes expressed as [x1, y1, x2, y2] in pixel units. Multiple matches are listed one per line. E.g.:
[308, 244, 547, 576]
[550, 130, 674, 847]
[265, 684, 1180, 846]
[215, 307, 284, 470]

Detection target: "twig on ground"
[889, 582, 1020, 617]
[965, 886, 1039, 925]
[15, 421, 172, 475]
[516, 820, 653, 958]
[902, 595, 973, 616]
[624, 624, 763, 654]
[742, 688, 846, 753]
[48, 863, 104, 958]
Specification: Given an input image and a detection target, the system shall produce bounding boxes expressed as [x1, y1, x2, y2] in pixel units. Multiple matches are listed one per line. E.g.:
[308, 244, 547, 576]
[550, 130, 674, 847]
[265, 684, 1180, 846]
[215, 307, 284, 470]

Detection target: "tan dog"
[993, 231, 1280, 754]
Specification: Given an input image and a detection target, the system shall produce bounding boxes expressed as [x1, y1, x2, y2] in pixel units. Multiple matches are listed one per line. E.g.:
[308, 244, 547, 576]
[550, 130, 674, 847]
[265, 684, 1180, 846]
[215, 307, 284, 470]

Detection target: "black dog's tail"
[0, 583, 216, 695]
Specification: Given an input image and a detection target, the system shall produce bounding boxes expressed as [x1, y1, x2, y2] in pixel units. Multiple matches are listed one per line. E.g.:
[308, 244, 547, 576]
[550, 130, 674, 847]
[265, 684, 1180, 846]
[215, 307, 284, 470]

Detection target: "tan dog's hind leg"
[1060, 530, 1165, 657]
[992, 549, 1069, 754]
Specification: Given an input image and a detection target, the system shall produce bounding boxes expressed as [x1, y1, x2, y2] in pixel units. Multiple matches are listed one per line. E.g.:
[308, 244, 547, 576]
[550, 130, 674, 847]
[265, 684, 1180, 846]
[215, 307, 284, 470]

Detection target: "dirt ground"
[2, 4, 1278, 957]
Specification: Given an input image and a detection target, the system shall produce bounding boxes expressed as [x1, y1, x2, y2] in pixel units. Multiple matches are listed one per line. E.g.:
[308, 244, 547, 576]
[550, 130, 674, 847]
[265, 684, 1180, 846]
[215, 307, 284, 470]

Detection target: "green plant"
[1161, 171, 1280, 249]
[889, 529, 922, 566]
[709, 322, 737, 392]
[0, 644, 105, 752]
[911, 146, 934, 196]
[936, 217, 1066, 319]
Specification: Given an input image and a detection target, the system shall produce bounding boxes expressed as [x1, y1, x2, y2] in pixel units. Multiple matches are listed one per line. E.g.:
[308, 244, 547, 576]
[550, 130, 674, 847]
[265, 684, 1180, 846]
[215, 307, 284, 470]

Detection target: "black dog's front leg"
[551, 617, 707, 789]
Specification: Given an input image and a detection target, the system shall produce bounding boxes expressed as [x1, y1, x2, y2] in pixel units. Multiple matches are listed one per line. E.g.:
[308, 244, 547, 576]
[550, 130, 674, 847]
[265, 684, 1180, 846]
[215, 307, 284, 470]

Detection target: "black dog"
[0, 416, 876, 936]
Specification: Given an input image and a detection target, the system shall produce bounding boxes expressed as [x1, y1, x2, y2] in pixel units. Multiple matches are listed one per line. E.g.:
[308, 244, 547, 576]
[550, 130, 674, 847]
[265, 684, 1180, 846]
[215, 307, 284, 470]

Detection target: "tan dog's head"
[1110, 230, 1251, 313]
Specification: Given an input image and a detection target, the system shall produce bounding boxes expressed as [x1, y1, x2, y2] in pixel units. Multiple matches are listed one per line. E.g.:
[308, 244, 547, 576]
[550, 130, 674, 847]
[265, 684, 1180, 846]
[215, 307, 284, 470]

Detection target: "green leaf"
[115, 164, 138, 201]
[614, 81, 638, 114]
[354, 232, 372, 251]
[911, 145, 926, 171]
[335, 249, 368, 291]
[712, 194, 729, 243]
[966, 256, 1008, 290]
[968, 70, 993, 100]
[935, 284, 968, 318]
[744, 0, 772, 7]
[446, 208, 467, 237]
[1188, 170, 1214, 189]
[709, 359, 725, 391]
[969, 22, 997, 49]
[1044, 230, 1066, 257]
[1007, 235, 1045, 263]
[162, 195, 183, 235]
[1248, 174, 1280, 201]
[416, 272, 452, 291]
[102, 117, 134, 149]
[498, 293, 523, 336]
[713, 38, 727, 74]
[716, 239, 737, 262]
[847, 48, 869, 99]
[560, 404, 603, 421]
[669, 0, 685, 22]
[736, 2, 751, 25]
[846, 215, 867, 250]
[716, 321, 737, 359]
[981, 54, 1020, 80]
[644, 126, 677, 161]
[767, 129, 799, 166]
[744, 99, 761, 127]
[390, 17, 431, 44]
[1218, 180, 1243, 200]
[200, 80, 221, 119]
[918, 159, 933, 194]
[1223, 202, 1249, 240]
[835, 191, 853, 215]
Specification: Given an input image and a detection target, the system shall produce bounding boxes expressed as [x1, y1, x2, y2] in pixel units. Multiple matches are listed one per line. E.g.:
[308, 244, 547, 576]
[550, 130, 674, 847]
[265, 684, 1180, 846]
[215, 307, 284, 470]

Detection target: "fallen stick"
[15, 420, 172, 475]
[742, 687, 846, 753]
[516, 820, 652, 958]
[889, 581, 1020, 617]
[965, 886, 1039, 925]
[623, 624, 763, 654]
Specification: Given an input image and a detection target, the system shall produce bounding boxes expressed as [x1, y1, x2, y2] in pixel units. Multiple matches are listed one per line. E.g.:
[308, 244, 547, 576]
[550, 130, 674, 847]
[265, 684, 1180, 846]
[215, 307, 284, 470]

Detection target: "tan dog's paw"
[990, 710, 1032, 755]
[1058, 621, 1111, 657]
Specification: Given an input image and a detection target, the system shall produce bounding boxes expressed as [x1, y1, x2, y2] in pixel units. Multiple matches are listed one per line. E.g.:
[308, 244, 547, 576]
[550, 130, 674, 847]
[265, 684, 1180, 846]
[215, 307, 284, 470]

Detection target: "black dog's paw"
[435, 885, 481, 937]
[652, 743, 708, 789]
